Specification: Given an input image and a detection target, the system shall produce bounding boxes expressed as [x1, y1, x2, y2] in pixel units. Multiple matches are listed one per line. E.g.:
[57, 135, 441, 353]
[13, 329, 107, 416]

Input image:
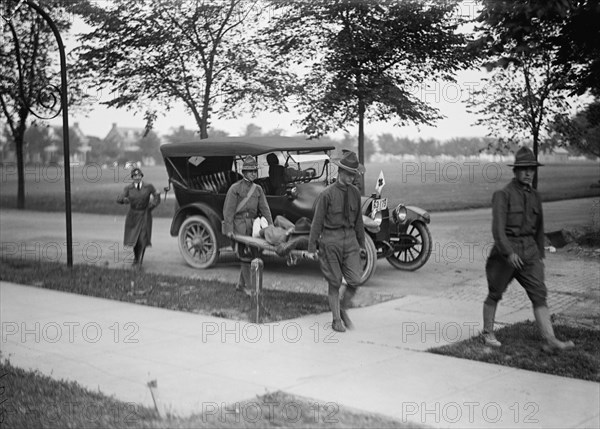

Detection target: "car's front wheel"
[386, 221, 432, 271]
[178, 215, 219, 269]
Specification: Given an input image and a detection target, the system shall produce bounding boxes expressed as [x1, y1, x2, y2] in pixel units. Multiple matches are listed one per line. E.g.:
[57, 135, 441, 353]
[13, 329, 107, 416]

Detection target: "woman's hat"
[241, 155, 258, 171]
[332, 150, 363, 175]
[291, 217, 312, 235]
[508, 147, 544, 167]
[130, 167, 144, 178]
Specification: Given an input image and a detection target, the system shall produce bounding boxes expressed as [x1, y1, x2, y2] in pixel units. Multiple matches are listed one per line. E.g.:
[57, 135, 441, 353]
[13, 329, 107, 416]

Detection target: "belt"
[323, 225, 353, 230]
[234, 212, 253, 219]
[507, 235, 535, 241]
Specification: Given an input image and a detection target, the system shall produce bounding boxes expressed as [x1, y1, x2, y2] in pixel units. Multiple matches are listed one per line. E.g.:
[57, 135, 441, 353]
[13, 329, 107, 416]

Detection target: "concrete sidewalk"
[1, 281, 598, 428]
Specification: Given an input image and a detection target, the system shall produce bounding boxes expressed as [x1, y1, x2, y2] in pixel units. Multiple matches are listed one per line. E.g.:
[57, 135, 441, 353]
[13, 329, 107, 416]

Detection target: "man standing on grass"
[307, 150, 366, 333]
[482, 146, 574, 352]
[223, 155, 273, 296]
[117, 167, 161, 268]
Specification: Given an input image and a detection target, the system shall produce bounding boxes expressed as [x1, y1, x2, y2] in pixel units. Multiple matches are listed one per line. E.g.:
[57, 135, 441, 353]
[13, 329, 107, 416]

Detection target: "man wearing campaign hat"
[117, 167, 161, 267]
[482, 146, 574, 352]
[307, 150, 366, 332]
[223, 155, 273, 295]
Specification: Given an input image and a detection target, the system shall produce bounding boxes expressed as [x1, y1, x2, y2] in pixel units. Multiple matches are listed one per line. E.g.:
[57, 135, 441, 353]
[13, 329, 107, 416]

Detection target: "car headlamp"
[371, 210, 383, 226]
[393, 204, 407, 223]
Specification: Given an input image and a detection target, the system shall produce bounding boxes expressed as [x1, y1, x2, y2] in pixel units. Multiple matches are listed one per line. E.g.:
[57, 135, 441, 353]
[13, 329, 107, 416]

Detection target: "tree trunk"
[199, 108, 209, 139]
[199, 77, 212, 139]
[15, 123, 26, 210]
[357, 98, 365, 195]
[533, 128, 539, 189]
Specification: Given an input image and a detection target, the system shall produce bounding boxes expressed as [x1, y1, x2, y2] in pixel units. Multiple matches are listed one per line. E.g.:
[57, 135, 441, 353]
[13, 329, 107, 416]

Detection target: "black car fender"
[391, 205, 431, 235]
[405, 205, 430, 224]
[170, 203, 223, 238]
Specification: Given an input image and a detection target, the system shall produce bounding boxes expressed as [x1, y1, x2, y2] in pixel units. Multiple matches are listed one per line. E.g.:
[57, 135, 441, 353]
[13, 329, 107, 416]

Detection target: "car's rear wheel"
[357, 234, 377, 285]
[178, 215, 219, 269]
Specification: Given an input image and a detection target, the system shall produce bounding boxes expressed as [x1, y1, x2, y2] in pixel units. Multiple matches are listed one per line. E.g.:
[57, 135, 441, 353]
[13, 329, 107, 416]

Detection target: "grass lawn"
[364, 161, 600, 211]
[429, 321, 600, 382]
[1, 360, 420, 429]
[1, 161, 598, 215]
[0, 257, 329, 323]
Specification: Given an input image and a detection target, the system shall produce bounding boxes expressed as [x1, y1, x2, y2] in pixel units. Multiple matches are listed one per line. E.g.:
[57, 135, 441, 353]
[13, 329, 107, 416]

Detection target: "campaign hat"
[508, 147, 544, 167]
[332, 150, 363, 175]
[291, 217, 312, 235]
[241, 155, 259, 171]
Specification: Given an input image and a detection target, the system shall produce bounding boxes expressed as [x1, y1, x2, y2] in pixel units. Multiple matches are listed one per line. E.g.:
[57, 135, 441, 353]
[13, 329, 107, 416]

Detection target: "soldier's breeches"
[318, 229, 362, 289]
[485, 248, 547, 308]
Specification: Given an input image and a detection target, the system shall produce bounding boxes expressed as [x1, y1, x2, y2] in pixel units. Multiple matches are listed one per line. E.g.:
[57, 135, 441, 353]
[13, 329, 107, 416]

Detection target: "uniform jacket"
[491, 178, 545, 259]
[117, 182, 161, 246]
[308, 181, 365, 253]
[222, 179, 273, 236]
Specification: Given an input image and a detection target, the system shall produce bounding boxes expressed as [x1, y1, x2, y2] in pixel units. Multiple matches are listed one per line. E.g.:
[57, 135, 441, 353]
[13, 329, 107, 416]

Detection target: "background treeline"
[5, 120, 594, 168]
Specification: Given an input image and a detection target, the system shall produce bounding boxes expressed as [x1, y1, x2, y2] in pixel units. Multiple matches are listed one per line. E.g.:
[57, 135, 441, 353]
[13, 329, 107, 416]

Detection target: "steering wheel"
[303, 168, 317, 181]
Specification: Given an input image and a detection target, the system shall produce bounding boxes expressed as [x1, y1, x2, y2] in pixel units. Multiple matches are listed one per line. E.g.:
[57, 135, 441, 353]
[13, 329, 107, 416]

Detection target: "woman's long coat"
[117, 183, 160, 247]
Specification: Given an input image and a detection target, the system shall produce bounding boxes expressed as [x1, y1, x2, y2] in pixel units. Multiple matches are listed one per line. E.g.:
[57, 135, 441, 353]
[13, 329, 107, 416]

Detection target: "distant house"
[103, 123, 144, 157]
[72, 122, 92, 164]
[44, 122, 91, 164]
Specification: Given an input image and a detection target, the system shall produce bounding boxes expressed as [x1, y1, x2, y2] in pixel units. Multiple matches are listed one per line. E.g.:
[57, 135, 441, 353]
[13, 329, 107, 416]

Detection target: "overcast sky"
[51, 1, 491, 141]
[58, 64, 492, 141]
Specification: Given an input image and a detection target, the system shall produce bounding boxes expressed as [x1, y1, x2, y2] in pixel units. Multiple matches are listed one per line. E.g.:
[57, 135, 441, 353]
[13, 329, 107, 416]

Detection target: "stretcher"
[230, 234, 316, 264]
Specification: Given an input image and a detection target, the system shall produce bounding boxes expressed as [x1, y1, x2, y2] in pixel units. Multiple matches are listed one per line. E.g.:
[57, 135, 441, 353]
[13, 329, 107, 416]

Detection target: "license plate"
[371, 198, 387, 212]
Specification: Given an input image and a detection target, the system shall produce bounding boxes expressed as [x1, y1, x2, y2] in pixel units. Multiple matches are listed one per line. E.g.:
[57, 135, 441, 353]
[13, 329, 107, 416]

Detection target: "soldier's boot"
[482, 302, 501, 347]
[534, 306, 575, 352]
[236, 265, 252, 296]
[340, 286, 356, 330]
[328, 284, 345, 333]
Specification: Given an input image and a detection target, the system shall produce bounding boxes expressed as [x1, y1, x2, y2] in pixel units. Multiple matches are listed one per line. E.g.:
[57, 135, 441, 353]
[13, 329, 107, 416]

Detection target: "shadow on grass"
[0, 256, 329, 323]
[429, 321, 600, 382]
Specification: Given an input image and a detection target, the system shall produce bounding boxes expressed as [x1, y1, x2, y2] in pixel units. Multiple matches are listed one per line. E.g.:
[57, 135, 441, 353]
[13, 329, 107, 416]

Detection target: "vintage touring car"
[160, 136, 432, 284]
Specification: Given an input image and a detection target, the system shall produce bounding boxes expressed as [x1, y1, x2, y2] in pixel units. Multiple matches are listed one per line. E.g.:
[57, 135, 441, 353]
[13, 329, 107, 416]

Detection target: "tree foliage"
[468, 0, 583, 187]
[74, 0, 294, 139]
[471, 0, 600, 97]
[468, 60, 571, 155]
[550, 99, 600, 158]
[263, 0, 473, 135]
[137, 130, 162, 161]
[0, 0, 78, 208]
[262, 0, 472, 192]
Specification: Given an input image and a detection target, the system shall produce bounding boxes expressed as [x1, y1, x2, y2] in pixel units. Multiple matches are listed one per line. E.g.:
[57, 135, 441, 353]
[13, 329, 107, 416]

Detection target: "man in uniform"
[307, 151, 366, 332]
[117, 167, 161, 267]
[482, 146, 574, 352]
[223, 155, 273, 295]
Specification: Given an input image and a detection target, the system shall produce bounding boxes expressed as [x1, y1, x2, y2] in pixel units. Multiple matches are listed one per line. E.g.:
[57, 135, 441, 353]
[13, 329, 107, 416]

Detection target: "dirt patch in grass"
[429, 321, 600, 382]
[0, 257, 329, 323]
[0, 360, 421, 429]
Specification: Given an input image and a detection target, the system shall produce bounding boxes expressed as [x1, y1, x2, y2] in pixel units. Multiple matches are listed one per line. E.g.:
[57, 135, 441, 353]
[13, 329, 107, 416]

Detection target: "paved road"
[1, 197, 598, 308]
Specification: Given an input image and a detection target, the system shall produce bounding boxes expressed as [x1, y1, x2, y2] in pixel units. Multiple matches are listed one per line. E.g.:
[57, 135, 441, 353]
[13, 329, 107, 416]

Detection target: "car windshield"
[287, 152, 330, 175]
[289, 153, 330, 163]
